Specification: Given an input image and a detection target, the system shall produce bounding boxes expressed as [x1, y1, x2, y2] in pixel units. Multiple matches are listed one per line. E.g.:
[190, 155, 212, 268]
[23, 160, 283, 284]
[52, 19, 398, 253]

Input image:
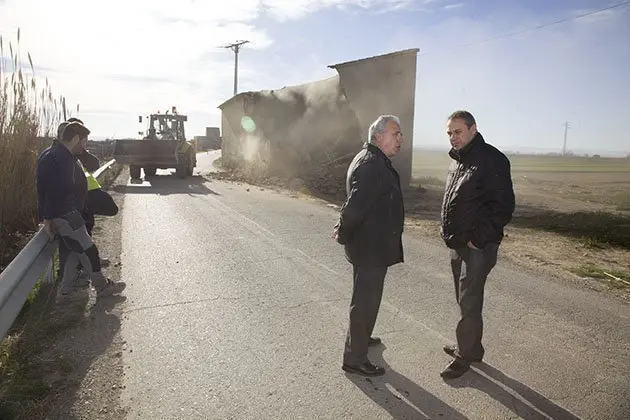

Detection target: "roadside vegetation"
[0, 28, 69, 419]
[0, 263, 85, 420]
[0, 28, 64, 269]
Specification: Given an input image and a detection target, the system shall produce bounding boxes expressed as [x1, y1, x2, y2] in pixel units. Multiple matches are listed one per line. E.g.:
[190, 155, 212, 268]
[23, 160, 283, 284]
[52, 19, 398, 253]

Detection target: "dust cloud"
[226, 75, 361, 191]
[219, 49, 419, 196]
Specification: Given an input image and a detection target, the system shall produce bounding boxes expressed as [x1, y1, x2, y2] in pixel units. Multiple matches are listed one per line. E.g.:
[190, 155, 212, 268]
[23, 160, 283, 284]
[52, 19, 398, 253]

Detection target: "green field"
[412, 149, 630, 181]
[507, 154, 630, 173]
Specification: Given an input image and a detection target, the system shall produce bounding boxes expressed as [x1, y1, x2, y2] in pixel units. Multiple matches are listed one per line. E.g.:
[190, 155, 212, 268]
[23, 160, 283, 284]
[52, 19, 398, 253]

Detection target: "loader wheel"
[176, 164, 187, 179]
[186, 154, 194, 176]
[144, 166, 157, 177]
[130, 165, 141, 179]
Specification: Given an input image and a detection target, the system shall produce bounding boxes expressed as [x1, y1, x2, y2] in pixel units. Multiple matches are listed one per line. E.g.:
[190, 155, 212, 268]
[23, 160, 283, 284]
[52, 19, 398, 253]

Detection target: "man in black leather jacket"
[333, 114, 405, 377]
[439, 110, 515, 379]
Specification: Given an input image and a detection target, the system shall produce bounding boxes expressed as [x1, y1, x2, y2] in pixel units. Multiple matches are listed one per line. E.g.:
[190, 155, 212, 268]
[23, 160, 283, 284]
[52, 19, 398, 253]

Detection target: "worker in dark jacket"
[56, 118, 118, 282]
[54, 120, 106, 281]
[333, 114, 405, 377]
[439, 110, 515, 379]
[37, 121, 126, 302]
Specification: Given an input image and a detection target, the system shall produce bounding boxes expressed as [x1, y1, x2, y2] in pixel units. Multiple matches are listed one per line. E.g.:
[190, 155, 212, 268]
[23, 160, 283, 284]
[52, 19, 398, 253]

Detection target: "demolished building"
[217, 48, 419, 196]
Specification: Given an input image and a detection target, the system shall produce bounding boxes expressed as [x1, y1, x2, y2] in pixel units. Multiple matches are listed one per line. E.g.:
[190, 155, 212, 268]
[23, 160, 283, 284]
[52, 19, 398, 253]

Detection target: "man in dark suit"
[333, 115, 405, 377]
[440, 110, 515, 379]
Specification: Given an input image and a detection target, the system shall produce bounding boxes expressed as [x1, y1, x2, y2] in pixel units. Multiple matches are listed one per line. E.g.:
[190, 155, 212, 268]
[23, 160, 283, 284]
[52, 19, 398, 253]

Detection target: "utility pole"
[221, 40, 249, 96]
[562, 121, 570, 156]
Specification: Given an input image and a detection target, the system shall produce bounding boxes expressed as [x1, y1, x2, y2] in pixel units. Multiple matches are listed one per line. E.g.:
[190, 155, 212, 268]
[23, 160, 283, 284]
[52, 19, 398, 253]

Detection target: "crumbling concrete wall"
[330, 49, 418, 188]
[218, 48, 418, 193]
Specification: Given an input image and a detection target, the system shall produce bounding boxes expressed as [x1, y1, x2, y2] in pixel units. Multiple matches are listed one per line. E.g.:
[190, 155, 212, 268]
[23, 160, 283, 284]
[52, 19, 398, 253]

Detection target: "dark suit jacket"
[335, 143, 405, 267]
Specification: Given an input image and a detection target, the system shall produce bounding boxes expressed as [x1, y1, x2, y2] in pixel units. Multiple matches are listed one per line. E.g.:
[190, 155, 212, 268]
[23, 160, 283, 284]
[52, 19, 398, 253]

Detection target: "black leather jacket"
[440, 132, 515, 249]
[335, 143, 405, 267]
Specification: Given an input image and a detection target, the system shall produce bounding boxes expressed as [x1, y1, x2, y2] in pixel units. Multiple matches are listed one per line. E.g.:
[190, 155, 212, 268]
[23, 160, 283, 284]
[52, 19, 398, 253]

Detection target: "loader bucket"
[113, 139, 181, 167]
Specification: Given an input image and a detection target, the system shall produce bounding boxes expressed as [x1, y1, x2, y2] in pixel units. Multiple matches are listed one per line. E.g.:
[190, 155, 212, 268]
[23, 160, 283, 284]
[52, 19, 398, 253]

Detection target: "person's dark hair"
[56, 121, 69, 141]
[61, 121, 90, 142]
[56, 118, 85, 142]
[448, 110, 476, 128]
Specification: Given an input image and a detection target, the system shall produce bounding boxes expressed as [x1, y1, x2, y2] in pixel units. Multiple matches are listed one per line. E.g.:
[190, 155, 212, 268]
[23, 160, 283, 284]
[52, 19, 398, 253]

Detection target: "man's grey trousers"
[450, 243, 498, 363]
[343, 265, 387, 365]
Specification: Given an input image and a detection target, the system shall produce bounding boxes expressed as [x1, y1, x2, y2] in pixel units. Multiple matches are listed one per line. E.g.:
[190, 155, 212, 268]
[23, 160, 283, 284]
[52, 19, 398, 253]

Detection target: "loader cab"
[144, 112, 188, 142]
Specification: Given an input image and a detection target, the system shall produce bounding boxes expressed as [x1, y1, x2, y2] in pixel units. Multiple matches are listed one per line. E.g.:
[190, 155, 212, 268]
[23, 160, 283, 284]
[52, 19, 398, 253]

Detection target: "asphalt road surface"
[115, 151, 630, 419]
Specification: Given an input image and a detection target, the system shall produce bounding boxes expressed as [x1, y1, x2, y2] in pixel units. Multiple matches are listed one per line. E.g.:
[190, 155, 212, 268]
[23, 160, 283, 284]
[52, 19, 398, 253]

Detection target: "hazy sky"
[1, 0, 628, 154]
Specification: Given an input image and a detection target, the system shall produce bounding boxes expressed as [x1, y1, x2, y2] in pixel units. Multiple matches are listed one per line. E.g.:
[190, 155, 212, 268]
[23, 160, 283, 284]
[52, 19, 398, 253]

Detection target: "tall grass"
[0, 28, 65, 252]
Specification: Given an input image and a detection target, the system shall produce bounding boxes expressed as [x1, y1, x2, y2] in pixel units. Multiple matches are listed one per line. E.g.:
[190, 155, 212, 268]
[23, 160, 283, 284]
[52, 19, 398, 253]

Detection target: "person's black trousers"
[450, 244, 498, 363]
[343, 265, 387, 365]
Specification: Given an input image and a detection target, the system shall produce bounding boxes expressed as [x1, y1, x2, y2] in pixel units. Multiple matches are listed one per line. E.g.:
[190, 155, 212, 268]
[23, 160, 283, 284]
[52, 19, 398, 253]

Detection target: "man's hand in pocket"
[467, 240, 480, 250]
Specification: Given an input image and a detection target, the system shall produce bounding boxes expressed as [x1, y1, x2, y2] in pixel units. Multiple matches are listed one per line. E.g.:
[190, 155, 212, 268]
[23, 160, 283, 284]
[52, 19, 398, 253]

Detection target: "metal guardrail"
[0, 159, 116, 343]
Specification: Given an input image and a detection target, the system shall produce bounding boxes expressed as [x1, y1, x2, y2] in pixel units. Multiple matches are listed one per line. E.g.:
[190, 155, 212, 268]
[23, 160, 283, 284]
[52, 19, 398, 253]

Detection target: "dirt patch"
[0, 168, 128, 420]
[512, 171, 630, 214]
[408, 150, 630, 297]
[401, 182, 630, 299]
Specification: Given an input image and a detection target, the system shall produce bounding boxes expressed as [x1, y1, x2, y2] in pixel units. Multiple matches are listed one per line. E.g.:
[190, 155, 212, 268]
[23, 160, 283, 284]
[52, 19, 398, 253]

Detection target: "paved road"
[115, 152, 630, 419]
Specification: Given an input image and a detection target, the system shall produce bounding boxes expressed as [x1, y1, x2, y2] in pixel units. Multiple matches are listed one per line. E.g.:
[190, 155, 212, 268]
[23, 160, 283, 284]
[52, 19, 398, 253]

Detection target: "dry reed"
[0, 28, 66, 252]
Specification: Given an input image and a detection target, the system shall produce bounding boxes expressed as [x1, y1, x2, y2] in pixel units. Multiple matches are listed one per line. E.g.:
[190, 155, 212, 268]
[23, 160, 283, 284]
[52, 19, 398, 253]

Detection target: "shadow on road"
[445, 362, 580, 420]
[61, 293, 127, 420]
[113, 175, 221, 196]
[345, 344, 467, 419]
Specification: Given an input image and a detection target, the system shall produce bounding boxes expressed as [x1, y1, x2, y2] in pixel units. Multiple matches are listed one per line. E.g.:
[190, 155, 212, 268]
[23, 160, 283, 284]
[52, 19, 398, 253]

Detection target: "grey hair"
[367, 115, 400, 144]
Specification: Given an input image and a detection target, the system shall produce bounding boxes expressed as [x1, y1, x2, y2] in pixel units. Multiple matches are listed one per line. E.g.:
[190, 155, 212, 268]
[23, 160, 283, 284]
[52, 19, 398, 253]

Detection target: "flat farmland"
[405, 148, 630, 295]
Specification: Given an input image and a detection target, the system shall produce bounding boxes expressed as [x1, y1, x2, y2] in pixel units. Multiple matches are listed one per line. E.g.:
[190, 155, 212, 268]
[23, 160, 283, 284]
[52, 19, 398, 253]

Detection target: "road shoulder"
[3, 169, 129, 420]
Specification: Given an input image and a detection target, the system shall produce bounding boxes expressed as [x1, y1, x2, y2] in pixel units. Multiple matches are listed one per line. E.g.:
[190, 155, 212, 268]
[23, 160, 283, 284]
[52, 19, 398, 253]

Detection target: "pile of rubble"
[299, 154, 354, 201]
[210, 151, 355, 203]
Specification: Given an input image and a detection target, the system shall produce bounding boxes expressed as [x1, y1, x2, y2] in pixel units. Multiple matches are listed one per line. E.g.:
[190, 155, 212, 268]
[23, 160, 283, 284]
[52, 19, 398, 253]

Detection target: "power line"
[421, 0, 630, 55]
[220, 40, 250, 96]
[563, 121, 570, 156]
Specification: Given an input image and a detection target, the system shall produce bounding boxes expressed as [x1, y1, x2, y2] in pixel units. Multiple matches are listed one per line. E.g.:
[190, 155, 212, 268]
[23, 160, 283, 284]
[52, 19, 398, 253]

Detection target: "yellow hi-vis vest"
[81, 163, 102, 191]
